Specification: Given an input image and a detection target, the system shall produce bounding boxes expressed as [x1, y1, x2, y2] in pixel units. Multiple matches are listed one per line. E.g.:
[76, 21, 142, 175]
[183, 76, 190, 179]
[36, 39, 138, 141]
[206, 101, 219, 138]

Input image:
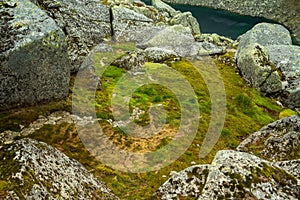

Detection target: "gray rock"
[274, 159, 300, 179]
[155, 165, 210, 199]
[265, 45, 300, 81]
[112, 5, 165, 43]
[265, 45, 300, 108]
[111, 49, 146, 71]
[236, 23, 299, 108]
[144, 47, 178, 62]
[191, 42, 226, 56]
[157, 150, 300, 199]
[139, 24, 225, 57]
[200, 150, 299, 200]
[283, 79, 300, 108]
[1, 138, 118, 199]
[139, 25, 195, 57]
[196, 33, 234, 47]
[170, 11, 201, 35]
[237, 43, 282, 94]
[0, 0, 70, 110]
[152, 0, 179, 17]
[30, 0, 111, 72]
[236, 23, 292, 58]
[237, 115, 300, 161]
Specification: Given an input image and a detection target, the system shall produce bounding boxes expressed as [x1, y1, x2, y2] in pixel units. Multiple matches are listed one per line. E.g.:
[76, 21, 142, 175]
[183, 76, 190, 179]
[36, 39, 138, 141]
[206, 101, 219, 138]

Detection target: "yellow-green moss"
[279, 109, 298, 119]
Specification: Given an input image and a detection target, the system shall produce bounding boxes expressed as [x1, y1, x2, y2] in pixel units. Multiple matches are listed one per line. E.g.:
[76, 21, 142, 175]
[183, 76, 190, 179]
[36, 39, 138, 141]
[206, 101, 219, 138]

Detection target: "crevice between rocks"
[109, 7, 115, 40]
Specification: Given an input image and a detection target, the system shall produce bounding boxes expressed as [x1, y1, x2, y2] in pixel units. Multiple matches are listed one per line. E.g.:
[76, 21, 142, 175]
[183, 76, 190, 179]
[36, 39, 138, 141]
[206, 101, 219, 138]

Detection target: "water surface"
[141, 0, 275, 40]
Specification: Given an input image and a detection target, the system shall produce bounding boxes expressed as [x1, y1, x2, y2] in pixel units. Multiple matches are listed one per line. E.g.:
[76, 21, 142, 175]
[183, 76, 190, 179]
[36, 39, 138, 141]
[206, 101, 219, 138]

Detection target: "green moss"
[0, 43, 292, 199]
[279, 109, 298, 119]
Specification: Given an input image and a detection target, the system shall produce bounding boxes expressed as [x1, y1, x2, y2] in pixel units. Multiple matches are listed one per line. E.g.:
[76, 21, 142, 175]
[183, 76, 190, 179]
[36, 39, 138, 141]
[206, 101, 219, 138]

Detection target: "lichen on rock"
[0, 0, 70, 110]
[0, 138, 119, 199]
[156, 150, 300, 199]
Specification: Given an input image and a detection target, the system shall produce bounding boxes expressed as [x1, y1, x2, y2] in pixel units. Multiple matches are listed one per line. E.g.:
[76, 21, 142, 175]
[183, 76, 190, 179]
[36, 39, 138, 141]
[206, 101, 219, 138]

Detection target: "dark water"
[140, 0, 285, 40]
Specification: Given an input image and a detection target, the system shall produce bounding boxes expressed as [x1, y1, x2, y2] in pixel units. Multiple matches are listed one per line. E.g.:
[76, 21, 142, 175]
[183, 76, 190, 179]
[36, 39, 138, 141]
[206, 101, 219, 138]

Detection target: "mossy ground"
[0, 44, 293, 199]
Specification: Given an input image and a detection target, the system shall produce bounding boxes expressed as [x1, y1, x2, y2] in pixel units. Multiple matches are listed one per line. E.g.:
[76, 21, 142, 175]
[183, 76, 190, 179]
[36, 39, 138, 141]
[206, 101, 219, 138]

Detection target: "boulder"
[265, 45, 300, 81]
[236, 23, 300, 108]
[144, 47, 178, 62]
[170, 11, 201, 35]
[237, 115, 300, 161]
[275, 159, 300, 179]
[156, 150, 300, 199]
[139, 25, 195, 57]
[152, 0, 179, 17]
[0, 138, 118, 199]
[265, 45, 300, 108]
[30, 0, 111, 72]
[138, 24, 225, 57]
[156, 165, 210, 199]
[0, 0, 70, 110]
[111, 49, 147, 71]
[112, 5, 165, 43]
[236, 43, 282, 94]
[236, 23, 292, 58]
[191, 42, 226, 56]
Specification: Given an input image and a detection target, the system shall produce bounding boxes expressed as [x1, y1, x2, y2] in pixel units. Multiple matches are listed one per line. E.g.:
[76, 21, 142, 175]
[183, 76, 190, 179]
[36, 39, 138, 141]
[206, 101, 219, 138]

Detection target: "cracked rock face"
[0, 0, 70, 110]
[0, 138, 118, 200]
[237, 115, 300, 162]
[264, 45, 300, 107]
[236, 23, 300, 108]
[30, 0, 111, 73]
[156, 150, 300, 200]
[237, 43, 282, 94]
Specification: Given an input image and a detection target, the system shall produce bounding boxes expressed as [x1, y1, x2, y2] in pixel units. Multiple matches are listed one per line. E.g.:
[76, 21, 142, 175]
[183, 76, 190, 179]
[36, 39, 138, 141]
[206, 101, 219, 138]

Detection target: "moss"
[0, 144, 39, 199]
[0, 43, 292, 199]
[279, 109, 298, 119]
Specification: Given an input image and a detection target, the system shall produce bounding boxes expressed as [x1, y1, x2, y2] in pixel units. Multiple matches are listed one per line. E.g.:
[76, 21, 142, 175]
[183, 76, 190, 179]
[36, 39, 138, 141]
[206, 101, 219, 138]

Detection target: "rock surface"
[30, 0, 111, 72]
[237, 115, 300, 162]
[265, 45, 300, 107]
[156, 150, 300, 199]
[236, 23, 300, 108]
[139, 25, 225, 57]
[236, 23, 292, 57]
[0, 138, 118, 199]
[0, 0, 70, 110]
[112, 5, 163, 43]
[110, 0, 201, 43]
[144, 47, 178, 62]
[237, 43, 282, 94]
